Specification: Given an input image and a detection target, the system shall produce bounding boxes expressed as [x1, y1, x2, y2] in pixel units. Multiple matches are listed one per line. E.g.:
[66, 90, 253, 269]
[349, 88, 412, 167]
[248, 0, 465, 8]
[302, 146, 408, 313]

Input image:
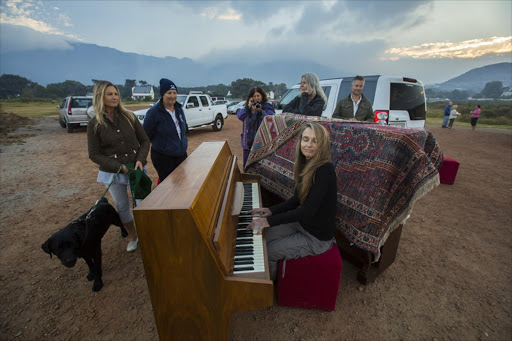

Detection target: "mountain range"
[433, 62, 511, 92]
[0, 42, 342, 88]
[0, 42, 510, 92]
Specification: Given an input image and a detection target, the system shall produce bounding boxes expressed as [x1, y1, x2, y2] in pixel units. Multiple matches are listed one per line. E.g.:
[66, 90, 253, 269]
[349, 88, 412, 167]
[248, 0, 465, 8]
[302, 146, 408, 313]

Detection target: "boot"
[124, 220, 138, 252]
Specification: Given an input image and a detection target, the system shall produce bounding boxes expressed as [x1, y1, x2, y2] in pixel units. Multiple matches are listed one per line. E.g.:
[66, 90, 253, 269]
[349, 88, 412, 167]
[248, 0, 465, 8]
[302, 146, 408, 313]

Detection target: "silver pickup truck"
[134, 91, 228, 131]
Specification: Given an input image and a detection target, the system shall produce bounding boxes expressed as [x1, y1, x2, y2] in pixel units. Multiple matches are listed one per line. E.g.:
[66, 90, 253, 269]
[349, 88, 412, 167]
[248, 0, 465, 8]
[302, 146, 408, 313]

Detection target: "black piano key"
[234, 260, 254, 265]
[234, 266, 254, 272]
[236, 240, 253, 245]
[237, 231, 253, 237]
[235, 250, 253, 256]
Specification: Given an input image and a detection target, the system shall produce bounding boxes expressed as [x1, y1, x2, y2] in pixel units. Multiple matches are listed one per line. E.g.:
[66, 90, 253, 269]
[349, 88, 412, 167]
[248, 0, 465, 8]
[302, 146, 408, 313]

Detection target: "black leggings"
[151, 148, 187, 182]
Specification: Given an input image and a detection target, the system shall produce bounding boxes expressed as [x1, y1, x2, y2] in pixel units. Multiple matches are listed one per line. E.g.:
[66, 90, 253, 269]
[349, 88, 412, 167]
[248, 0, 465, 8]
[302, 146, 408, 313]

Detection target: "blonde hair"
[302, 72, 327, 104]
[452, 105, 458, 109]
[92, 80, 135, 131]
[293, 122, 331, 204]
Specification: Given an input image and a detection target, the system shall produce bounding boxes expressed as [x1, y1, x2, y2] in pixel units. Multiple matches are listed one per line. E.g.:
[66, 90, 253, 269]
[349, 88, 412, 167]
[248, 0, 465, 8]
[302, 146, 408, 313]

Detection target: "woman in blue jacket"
[143, 78, 188, 182]
[237, 86, 275, 167]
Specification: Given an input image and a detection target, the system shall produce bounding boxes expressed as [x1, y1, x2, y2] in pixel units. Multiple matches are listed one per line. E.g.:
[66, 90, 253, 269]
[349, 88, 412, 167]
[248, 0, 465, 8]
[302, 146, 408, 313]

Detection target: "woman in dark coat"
[87, 80, 150, 252]
[283, 72, 327, 116]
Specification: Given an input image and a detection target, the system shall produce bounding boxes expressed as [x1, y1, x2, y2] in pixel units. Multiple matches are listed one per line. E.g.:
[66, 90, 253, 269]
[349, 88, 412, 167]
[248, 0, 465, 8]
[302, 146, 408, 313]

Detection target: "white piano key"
[233, 182, 265, 275]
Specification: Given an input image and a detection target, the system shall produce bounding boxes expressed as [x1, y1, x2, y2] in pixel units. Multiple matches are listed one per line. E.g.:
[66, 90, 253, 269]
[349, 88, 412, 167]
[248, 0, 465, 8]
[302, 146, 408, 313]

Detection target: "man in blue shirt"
[442, 101, 452, 128]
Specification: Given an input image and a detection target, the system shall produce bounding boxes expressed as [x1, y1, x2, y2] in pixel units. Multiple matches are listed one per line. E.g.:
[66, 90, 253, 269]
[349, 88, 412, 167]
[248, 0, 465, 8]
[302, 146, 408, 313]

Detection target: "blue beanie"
[159, 78, 177, 97]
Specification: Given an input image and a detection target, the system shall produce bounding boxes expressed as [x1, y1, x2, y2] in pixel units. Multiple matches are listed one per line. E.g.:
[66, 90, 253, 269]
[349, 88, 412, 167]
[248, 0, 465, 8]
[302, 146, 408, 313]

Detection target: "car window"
[390, 83, 426, 120]
[177, 95, 187, 106]
[277, 88, 300, 109]
[337, 77, 377, 105]
[187, 96, 199, 108]
[72, 98, 92, 108]
[199, 96, 209, 107]
[321, 86, 331, 110]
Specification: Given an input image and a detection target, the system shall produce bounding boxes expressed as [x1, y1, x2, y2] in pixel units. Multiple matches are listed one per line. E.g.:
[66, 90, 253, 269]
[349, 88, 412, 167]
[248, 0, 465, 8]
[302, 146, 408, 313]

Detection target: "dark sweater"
[87, 112, 150, 173]
[283, 93, 324, 116]
[267, 162, 337, 241]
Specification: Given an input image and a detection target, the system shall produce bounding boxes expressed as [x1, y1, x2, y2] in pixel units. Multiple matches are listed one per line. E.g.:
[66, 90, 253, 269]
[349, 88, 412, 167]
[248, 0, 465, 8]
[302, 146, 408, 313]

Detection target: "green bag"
[125, 163, 152, 200]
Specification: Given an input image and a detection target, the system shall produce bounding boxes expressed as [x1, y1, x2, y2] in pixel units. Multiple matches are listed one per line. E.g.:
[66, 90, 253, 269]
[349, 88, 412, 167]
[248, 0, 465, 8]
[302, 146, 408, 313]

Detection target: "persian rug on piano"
[245, 114, 443, 260]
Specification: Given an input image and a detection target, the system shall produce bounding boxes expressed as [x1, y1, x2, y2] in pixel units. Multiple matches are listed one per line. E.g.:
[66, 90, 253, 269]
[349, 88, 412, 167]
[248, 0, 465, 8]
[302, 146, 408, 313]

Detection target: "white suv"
[275, 75, 427, 128]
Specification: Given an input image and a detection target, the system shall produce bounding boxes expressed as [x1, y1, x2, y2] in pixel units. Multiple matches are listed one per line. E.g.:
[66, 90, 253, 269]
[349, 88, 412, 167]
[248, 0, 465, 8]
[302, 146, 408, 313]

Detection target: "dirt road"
[0, 112, 511, 341]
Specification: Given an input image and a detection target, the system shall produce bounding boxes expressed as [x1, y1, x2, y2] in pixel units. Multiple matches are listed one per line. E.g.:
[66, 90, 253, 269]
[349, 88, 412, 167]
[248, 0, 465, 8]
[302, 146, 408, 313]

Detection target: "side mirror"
[56, 105, 61, 109]
[186, 103, 194, 109]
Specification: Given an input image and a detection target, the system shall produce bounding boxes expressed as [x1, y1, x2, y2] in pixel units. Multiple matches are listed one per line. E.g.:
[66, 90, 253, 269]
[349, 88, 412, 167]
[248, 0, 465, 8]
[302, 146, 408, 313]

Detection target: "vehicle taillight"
[374, 110, 389, 124]
[67, 98, 73, 115]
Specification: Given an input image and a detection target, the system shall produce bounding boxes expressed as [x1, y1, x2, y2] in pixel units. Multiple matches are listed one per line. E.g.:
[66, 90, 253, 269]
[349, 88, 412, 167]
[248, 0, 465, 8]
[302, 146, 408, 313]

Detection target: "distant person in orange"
[470, 104, 481, 131]
[447, 104, 461, 129]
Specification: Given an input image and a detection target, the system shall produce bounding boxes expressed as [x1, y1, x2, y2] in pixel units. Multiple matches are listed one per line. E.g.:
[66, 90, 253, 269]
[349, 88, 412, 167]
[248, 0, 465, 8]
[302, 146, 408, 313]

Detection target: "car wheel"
[66, 123, 73, 133]
[212, 115, 223, 131]
[59, 117, 66, 128]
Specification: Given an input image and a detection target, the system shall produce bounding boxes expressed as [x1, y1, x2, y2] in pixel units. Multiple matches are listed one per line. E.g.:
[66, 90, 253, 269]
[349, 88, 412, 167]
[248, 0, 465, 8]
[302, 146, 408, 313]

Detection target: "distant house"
[131, 86, 154, 100]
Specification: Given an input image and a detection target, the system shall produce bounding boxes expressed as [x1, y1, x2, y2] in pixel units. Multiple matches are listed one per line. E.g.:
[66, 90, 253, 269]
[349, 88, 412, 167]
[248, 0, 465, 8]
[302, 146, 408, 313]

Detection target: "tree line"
[0, 74, 289, 101]
[425, 81, 510, 100]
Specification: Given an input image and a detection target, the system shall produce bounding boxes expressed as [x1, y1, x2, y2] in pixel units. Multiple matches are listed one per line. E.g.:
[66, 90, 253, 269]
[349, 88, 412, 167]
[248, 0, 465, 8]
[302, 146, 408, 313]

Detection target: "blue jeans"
[442, 115, 450, 127]
[107, 183, 142, 223]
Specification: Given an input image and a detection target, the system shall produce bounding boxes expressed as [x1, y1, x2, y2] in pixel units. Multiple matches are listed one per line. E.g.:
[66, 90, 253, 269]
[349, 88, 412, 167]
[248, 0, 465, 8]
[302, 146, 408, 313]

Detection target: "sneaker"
[127, 238, 138, 252]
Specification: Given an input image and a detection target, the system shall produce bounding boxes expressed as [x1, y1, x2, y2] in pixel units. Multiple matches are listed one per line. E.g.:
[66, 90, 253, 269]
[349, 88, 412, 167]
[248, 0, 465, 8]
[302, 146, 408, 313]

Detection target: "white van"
[275, 75, 427, 129]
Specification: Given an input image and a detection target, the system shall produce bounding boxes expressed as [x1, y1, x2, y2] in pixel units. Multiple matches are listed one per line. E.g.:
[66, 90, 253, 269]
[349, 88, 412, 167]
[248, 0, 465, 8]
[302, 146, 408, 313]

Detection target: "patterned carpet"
[245, 114, 443, 260]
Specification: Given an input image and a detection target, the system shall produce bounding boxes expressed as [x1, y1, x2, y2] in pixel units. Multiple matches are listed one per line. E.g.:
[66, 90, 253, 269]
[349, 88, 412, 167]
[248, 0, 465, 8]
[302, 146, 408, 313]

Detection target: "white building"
[132, 86, 155, 100]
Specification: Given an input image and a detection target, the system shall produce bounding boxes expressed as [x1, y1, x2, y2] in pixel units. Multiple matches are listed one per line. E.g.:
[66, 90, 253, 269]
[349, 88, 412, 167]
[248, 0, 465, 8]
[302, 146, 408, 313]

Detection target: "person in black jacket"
[283, 72, 327, 116]
[248, 122, 337, 280]
[143, 78, 188, 182]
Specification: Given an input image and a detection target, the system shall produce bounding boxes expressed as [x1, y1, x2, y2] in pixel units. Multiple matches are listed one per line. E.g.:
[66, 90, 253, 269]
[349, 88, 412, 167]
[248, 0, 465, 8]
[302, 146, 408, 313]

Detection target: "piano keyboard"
[233, 183, 265, 275]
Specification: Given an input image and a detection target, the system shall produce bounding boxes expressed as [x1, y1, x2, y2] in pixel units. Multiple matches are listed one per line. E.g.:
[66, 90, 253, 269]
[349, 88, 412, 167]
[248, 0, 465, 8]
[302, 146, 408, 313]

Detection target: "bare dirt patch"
[0, 114, 511, 341]
[0, 107, 36, 145]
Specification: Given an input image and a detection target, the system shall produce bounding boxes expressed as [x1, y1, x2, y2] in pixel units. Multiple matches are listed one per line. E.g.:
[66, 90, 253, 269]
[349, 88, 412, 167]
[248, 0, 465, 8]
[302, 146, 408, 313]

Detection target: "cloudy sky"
[1, 0, 511, 84]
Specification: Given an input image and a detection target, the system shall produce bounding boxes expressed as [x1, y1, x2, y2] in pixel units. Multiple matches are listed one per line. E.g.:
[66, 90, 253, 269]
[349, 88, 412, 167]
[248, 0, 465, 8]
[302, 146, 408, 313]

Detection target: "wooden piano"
[133, 141, 273, 341]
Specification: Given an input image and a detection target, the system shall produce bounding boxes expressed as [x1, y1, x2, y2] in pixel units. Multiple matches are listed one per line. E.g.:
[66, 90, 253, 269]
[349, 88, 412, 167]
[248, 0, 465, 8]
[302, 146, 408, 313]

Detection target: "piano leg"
[335, 224, 403, 285]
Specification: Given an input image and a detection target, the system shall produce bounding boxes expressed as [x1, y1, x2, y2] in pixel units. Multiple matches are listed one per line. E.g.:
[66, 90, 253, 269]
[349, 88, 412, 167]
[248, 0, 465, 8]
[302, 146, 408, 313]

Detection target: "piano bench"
[277, 245, 342, 311]
[439, 156, 460, 184]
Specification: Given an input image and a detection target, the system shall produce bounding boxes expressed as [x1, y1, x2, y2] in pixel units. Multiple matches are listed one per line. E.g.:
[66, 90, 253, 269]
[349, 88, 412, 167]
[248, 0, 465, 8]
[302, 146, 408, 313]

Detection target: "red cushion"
[277, 245, 342, 310]
[439, 156, 460, 184]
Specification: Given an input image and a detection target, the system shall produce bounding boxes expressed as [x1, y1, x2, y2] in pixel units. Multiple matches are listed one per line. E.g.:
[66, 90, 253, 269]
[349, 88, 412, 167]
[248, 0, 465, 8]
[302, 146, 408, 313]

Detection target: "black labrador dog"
[42, 197, 127, 291]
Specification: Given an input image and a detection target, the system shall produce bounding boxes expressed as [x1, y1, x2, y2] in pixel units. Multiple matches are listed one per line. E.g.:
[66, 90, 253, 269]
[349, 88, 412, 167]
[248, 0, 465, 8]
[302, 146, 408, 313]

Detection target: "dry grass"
[0, 101, 59, 118]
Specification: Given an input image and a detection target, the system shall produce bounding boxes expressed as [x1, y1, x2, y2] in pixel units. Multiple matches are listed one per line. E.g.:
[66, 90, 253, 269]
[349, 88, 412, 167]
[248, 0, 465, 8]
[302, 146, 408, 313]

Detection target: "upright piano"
[134, 141, 273, 341]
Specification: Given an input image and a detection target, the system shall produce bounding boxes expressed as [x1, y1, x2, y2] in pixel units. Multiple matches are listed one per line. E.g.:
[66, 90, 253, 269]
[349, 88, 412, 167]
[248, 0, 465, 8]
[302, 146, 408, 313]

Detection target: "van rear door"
[383, 78, 426, 129]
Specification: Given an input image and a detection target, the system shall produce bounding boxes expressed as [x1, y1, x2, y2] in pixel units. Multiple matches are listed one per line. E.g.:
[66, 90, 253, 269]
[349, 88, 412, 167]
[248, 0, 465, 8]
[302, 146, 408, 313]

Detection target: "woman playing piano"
[248, 122, 337, 280]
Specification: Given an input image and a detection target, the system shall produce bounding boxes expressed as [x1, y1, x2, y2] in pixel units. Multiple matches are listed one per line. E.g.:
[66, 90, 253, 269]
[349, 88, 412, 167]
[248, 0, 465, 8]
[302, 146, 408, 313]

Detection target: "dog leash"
[85, 164, 125, 220]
